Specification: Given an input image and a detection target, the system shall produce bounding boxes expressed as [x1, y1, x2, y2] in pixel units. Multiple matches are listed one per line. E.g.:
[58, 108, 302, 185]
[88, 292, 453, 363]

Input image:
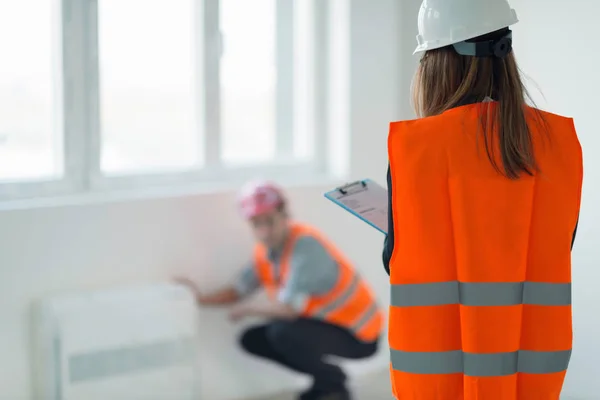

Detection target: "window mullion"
[61, 0, 92, 193]
[83, 0, 102, 189]
[203, 0, 222, 168]
[325, 0, 350, 178]
[313, 0, 329, 173]
[275, 0, 295, 158]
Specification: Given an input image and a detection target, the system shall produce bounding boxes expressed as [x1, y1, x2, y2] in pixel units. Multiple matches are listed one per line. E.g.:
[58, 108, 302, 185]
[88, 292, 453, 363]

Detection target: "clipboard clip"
[337, 180, 367, 195]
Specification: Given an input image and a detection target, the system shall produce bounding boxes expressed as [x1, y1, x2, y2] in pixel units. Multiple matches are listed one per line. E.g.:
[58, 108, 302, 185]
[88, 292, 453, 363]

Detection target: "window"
[0, 0, 63, 182]
[219, 0, 277, 164]
[98, 0, 200, 174]
[0, 0, 341, 201]
[218, 0, 317, 166]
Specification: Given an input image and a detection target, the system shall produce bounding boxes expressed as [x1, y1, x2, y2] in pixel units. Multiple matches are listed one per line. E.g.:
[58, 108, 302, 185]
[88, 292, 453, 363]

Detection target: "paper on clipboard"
[324, 178, 388, 234]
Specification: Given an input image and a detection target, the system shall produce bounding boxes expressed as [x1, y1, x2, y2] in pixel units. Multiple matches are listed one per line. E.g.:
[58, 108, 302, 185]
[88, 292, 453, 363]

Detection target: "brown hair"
[276, 201, 289, 217]
[412, 32, 545, 179]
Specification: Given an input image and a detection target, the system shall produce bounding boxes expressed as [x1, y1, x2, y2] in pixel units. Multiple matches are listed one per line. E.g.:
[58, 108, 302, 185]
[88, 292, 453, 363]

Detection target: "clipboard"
[324, 178, 388, 234]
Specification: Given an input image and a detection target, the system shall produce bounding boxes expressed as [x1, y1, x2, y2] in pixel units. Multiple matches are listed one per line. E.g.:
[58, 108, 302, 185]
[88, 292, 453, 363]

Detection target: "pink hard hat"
[237, 180, 286, 219]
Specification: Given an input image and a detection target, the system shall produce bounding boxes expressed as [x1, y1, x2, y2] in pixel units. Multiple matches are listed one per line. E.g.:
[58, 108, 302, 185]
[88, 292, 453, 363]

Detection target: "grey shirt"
[234, 235, 339, 311]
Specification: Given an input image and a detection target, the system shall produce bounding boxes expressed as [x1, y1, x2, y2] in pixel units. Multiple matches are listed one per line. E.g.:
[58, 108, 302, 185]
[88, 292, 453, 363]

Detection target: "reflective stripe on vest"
[387, 103, 583, 399]
[390, 281, 572, 375]
[391, 281, 571, 307]
[312, 273, 360, 318]
[390, 349, 572, 376]
[254, 222, 384, 342]
[312, 272, 381, 337]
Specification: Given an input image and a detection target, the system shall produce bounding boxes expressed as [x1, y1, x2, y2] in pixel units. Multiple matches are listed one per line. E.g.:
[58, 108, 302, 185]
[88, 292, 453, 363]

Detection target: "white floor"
[255, 370, 394, 400]
[252, 372, 587, 400]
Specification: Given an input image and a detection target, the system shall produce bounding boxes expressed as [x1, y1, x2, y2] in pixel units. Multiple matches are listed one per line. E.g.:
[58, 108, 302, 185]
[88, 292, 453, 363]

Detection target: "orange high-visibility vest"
[387, 103, 583, 399]
[253, 222, 384, 342]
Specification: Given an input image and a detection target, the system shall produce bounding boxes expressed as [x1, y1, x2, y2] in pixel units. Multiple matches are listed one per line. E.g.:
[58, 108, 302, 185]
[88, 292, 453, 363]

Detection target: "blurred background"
[0, 0, 597, 399]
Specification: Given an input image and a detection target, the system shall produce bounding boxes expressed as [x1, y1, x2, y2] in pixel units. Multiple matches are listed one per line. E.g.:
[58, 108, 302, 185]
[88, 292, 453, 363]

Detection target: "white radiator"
[32, 282, 201, 400]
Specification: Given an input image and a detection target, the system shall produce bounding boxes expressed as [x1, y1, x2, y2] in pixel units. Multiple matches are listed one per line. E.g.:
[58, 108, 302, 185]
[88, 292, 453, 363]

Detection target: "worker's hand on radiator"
[175, 277, 241, 306]
[228, 304, 249, 322]
[173, 277, 204, 301]
[174, 276, 198, 291]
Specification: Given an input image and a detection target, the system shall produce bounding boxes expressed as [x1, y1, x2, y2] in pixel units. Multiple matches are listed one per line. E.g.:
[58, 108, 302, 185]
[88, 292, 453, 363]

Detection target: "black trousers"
[238, 318, 379, 391]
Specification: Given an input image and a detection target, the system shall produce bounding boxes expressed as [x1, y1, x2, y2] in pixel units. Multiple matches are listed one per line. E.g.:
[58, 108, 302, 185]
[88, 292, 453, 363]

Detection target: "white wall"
[3, 1, 596, 399]
[510, 1, 600, 399]
[0, 1, 401, 399]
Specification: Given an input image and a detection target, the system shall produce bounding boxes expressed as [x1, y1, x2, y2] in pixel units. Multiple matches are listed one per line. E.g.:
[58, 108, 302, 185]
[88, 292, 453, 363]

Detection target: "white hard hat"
[414, 0, 519, 55]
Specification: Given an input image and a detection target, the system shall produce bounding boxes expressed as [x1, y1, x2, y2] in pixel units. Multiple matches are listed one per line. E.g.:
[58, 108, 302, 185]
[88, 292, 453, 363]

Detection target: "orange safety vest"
[253, 222, 384, 342]
[387, 103, 583, 399]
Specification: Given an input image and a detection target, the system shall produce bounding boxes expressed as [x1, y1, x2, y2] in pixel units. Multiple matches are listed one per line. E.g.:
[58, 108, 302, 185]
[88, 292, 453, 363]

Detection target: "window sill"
[0, 165, 346, 212]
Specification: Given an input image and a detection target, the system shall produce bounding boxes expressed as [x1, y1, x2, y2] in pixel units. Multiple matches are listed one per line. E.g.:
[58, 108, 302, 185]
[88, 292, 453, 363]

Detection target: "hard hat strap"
[452, 30, 513, 59]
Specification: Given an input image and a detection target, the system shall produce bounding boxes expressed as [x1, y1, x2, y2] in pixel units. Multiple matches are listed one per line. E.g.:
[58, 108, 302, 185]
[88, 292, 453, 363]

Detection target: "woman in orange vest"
[383, 0, 583, 399]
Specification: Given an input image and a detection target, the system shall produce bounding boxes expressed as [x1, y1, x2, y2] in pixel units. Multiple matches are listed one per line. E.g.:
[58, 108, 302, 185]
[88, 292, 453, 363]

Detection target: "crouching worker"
[177, 180, 384, 400]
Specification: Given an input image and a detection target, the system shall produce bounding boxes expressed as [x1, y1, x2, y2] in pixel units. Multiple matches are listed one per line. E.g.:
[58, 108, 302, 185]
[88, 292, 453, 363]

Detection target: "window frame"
[0, 0, 336, 202]
[0, 0, 87, 199]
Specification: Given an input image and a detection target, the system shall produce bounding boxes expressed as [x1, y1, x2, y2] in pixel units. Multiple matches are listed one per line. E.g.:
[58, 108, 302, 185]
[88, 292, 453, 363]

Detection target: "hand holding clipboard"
[324, 179, 388, 234]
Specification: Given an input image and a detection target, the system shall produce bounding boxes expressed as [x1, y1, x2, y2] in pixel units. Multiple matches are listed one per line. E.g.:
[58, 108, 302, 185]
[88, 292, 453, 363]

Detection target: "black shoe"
[297, 387, 351, 400]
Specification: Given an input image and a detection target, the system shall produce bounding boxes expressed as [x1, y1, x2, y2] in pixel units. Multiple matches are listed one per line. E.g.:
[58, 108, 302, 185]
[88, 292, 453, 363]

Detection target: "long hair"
[412, 30, 546, 179]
